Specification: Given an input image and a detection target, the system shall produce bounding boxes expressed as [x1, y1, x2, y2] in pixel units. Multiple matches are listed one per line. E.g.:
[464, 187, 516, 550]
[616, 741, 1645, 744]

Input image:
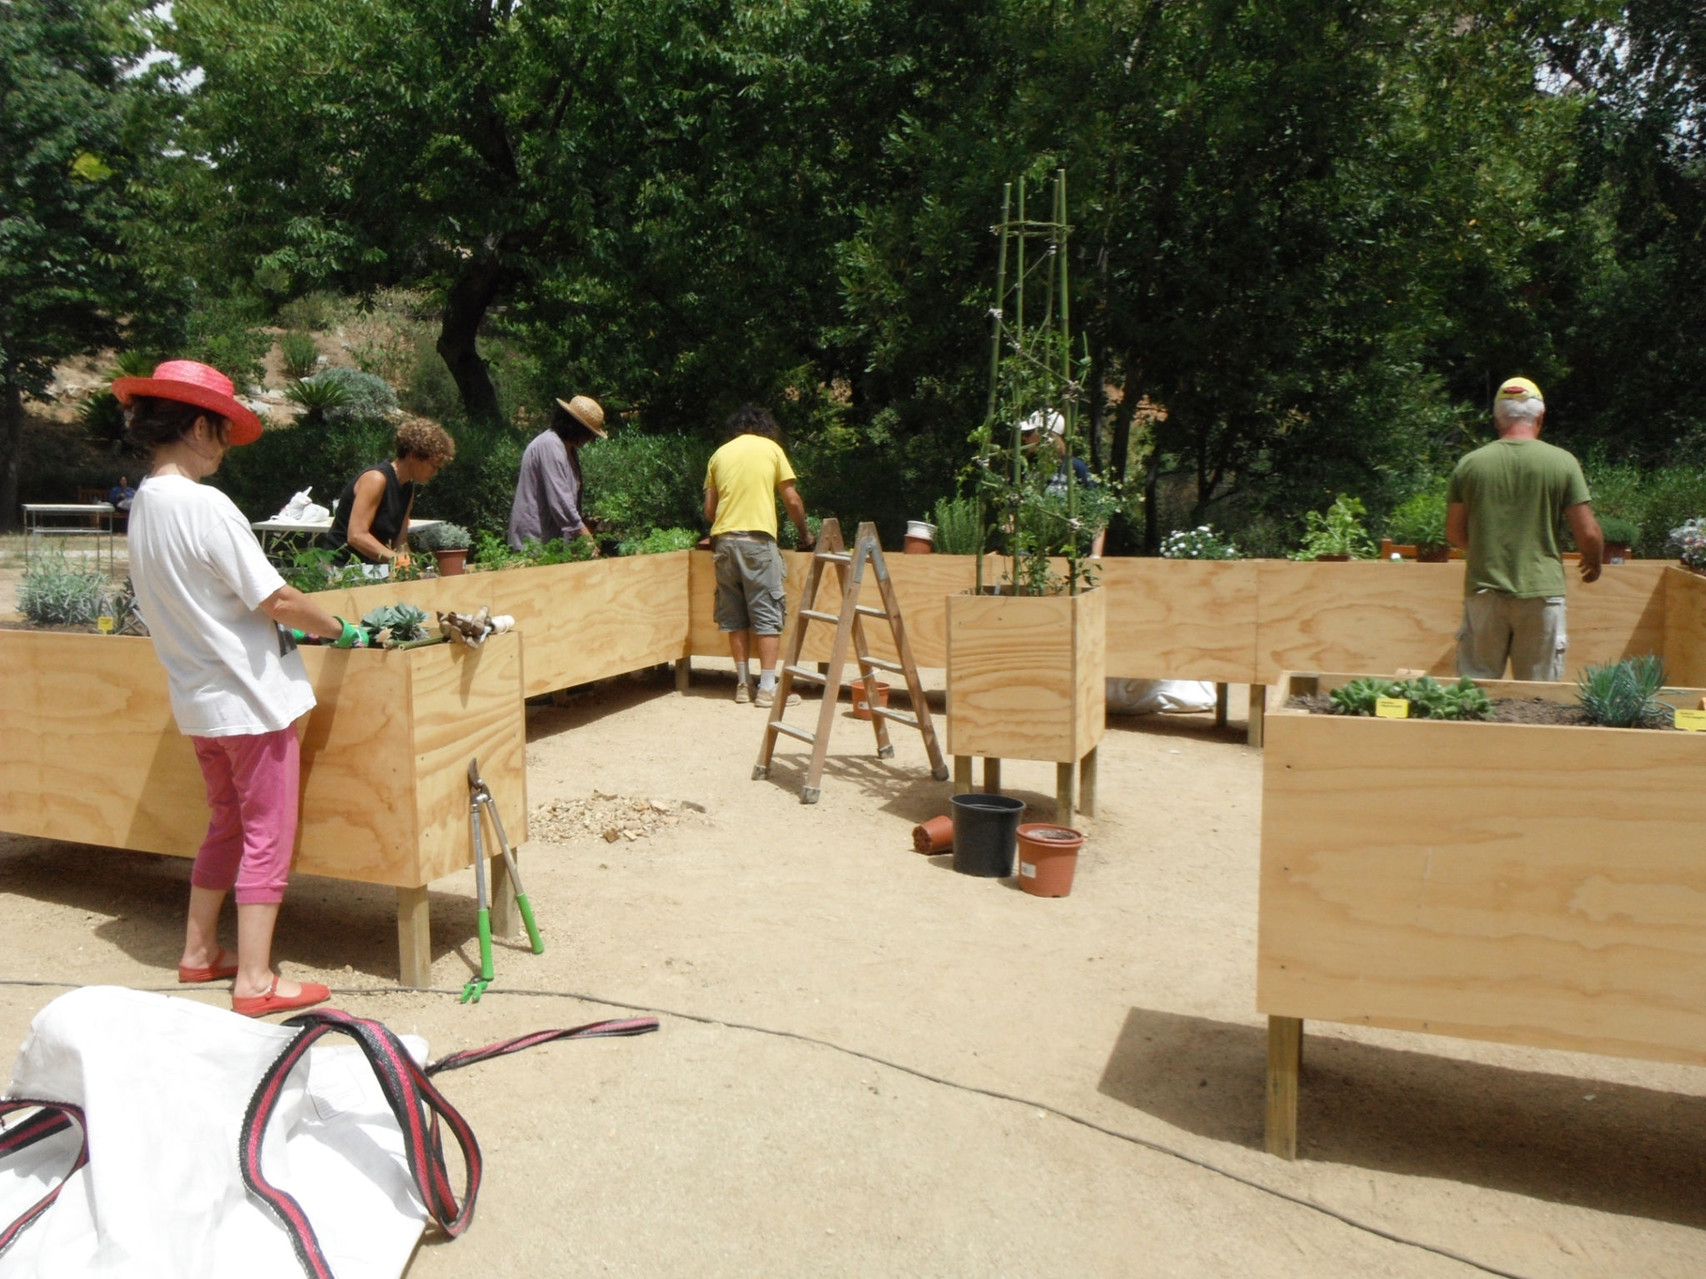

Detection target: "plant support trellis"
[973, 169, 1094, 597]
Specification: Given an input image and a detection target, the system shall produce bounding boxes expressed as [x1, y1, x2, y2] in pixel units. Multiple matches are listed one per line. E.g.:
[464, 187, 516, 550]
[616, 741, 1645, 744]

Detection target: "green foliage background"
[6, 0, 1705, 554]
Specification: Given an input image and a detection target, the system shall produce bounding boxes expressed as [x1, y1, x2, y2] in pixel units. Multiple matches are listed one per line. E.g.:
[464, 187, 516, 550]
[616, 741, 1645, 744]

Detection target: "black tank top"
[324, 462, 417, 563]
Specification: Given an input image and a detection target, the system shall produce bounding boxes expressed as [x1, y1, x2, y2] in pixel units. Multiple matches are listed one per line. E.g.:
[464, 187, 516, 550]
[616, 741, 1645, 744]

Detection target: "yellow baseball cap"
[1495, 376, 1543, 402]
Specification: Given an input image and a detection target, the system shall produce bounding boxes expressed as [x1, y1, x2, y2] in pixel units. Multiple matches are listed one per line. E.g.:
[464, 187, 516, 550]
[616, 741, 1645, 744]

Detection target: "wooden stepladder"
[753, 519, 950, 803]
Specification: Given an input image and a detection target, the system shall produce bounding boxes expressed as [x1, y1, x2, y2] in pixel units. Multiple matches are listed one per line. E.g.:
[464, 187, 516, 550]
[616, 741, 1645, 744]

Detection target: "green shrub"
[1385, 488, 1448, 548]
[1293, 495, 1377, 560]
[412, 521, 471, 552]
[284, 374, 352, 418]
[1329, 675, 1492, 720]
[276, 291, 345, 332]
[1576, 655, 1670, 728]
[582, 430, 716, 542]
[1598, 515, 1640, 546]
[1160, 524, 1240, 559]
[17, 553, 111, 626]
[179, 295, 271, 388]
[618, 527, 697, 555]
[312, 368, 397, 423]
[470, 529, 527, 571]
[931, 495, 983, 555]
[279, 331, 320, 380]
[214, 416, 393, 521]
[778, 515, 822, 549]
[113, 350, 156, 378]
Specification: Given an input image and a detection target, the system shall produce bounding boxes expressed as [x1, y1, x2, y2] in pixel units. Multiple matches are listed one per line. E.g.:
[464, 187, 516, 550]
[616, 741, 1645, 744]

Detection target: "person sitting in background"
[323, 418, 457, 574]
[107, 476, 135, 511]
[507, 395, 606, 552]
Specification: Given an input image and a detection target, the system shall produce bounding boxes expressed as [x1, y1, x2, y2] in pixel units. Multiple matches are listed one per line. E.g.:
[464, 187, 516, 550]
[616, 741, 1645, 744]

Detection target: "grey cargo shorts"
[712, 536, 787, 635]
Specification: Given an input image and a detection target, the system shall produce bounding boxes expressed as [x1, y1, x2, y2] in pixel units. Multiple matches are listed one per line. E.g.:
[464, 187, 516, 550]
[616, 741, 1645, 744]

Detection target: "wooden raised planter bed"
[311, 550, 692, 698]
[0, 630, 527, 987]
[945, 588, 1106, 825]
[1258, 669, 1706, 1158]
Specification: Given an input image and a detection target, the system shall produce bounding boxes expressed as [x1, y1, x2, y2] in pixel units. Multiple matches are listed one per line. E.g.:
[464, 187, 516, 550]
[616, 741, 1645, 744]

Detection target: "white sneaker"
[734, 682, 752, 704]
[754, 687, 799, 709]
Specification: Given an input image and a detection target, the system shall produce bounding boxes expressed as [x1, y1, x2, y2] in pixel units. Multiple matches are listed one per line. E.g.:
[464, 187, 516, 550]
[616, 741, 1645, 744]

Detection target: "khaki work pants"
[1456, 591, 1567, 682]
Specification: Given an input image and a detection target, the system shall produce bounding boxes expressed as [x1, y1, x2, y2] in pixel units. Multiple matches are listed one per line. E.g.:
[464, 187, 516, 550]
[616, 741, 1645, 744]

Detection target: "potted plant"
[1598, 515, 1639, 564]
[412, 522, 472, 576]
[948, 171, 1105, 783]
[1291, 495, 1376, 561]
[1385, 489, 1451, 562]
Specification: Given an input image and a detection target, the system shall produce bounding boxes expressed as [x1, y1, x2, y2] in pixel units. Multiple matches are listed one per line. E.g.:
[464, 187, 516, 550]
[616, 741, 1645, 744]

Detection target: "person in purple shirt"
[506, 395, 606, 552]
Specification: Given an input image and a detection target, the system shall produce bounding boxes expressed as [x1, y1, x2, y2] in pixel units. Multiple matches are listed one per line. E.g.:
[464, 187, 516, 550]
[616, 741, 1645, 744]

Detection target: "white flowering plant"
[1160, 524, 1241, 560]
[1668, 518, 1706, 570]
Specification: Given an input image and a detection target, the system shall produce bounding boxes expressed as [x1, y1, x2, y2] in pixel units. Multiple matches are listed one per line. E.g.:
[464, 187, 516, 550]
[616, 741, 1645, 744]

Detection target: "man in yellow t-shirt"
[704, 405, 814, 707]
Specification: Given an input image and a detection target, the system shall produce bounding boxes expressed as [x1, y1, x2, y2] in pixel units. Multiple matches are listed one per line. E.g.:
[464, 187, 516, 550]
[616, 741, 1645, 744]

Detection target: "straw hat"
[555, 395, 607, 438]
[111, 360, 264, 445]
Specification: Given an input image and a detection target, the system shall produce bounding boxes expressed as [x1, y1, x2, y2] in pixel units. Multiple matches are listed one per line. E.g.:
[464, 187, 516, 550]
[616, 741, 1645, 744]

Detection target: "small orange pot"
[912, 815, 953, 854]
[432, 548, 469, 576]
[1016, 823, 1084, 897]
[851, 678, 891, 720]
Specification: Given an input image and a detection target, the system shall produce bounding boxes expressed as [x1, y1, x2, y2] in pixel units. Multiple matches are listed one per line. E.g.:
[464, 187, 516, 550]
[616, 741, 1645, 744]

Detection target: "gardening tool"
[461, 757, 544, 1004]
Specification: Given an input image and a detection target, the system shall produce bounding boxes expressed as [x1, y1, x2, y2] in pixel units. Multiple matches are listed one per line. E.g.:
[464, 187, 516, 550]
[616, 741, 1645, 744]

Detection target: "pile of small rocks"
[529, 793, 708, 845]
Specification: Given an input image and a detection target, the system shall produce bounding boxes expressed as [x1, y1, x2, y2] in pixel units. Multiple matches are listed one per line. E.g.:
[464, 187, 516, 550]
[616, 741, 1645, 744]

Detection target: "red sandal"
[177, 948, 240, 984]
[232, 975, 331, 1018]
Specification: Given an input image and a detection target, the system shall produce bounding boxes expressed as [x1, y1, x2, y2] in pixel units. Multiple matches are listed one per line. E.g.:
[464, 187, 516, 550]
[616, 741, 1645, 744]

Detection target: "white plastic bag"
[1106, 678, 1217, 715]
[0, 987, 426, 1279]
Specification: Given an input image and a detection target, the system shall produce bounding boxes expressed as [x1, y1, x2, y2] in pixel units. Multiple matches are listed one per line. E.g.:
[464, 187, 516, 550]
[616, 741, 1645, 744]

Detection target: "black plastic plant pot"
[949, 793, 1027, 877]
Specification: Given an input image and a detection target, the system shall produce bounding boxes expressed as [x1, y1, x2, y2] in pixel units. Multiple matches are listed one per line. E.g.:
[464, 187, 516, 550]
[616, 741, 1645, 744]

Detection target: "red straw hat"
[111, 360, 265, 445]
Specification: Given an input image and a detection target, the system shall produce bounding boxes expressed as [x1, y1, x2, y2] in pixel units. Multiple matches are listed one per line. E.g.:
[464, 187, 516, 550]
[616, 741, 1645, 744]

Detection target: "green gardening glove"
[330, 617, 369, 649]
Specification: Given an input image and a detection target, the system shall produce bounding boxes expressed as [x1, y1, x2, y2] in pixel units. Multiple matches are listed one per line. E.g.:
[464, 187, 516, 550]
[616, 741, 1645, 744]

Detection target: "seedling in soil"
[1576, 655, 1670, 728]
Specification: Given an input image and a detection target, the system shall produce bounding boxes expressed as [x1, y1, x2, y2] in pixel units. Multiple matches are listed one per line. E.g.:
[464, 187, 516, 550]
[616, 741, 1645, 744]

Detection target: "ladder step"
[815, 551, 852, 564]
[770, 721, 816, 744]
[859, 656, 904, 674]
[783, 665, 826, 683]
[854, 605, 889, 619]
[800, 609, 839, 624]
[871, 707, 919, 728]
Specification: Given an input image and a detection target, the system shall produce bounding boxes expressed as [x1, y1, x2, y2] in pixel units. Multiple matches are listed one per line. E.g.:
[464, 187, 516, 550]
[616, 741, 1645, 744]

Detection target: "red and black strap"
[240, 1010, 659, 1279]
[0, 1098, 88, 1260]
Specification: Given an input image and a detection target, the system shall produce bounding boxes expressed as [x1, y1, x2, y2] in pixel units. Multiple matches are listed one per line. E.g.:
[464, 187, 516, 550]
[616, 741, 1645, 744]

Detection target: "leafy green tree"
[0, 0, 154, 529]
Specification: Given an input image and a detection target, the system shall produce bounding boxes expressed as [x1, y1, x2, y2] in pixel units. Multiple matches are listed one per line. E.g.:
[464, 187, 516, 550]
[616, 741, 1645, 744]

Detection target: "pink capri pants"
[189, 726, 301, 905]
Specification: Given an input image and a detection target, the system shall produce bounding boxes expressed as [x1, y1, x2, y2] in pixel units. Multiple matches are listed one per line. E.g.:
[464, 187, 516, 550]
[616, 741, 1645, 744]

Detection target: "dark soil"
[1287, 693, 1675, 729]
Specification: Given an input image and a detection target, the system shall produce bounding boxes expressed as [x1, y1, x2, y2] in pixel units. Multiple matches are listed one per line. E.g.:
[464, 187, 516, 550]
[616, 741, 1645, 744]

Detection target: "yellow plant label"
[95, 615, 114, 634]
[1375, 697, 1410, 719]
[1674, 709, 1706, 732]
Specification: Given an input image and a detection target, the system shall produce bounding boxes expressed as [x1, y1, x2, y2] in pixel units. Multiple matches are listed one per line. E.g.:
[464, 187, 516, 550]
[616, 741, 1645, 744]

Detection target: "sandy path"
[3, 671, 1705, 1276]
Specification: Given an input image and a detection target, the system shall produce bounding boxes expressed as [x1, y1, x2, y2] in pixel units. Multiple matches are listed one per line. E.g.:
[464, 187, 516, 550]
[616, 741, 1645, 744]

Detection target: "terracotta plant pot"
[432, 548, 469, 576]
[904, 520, 936, 554]
[1016, 823, 1084, 897]
[1415, 543, 1451, 563]
[912, 814, 953, 854]
[851, 678, 891, 720]
[1605, 542, 1633, 565]
[1315, 553, 1352, 562]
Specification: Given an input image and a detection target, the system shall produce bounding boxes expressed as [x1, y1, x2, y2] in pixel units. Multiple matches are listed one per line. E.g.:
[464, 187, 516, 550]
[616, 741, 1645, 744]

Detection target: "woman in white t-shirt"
[115, 360, 364, 1018]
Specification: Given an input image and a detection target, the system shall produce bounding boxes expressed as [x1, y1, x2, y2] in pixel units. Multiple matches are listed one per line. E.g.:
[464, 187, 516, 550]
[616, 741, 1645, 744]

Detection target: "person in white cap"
[507, 394, 606, 552]
[1445, 376, 1601, 681]
[1018, 409, 1106, 556]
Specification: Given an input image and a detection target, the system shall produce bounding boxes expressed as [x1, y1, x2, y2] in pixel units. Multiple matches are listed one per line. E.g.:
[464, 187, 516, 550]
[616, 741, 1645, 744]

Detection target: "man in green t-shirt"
[1445, 376, 1602, 681]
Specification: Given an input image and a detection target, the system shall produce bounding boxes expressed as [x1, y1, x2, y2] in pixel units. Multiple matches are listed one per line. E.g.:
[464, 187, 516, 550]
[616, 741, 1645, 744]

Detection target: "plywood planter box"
[1257, 670, 1706, 1158]
[0, 630, 527, 987]
[945, 587, 1105, 763]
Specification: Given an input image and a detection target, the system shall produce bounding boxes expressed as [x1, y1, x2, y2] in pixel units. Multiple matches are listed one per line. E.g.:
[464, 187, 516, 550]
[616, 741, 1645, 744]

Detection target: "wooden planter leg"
[1078, 746, 1097, 818]
[1055, 761, 1076, 828]
[1214, 683, 1229, 729]
[1265, 1015, 1302, 1160]
[954, 755, 974, 793]
[674, 656, 691, 693]
[397, 886, 432, 989]
[982, 757, 1002, 794]
[1247, 684, 1267, 748]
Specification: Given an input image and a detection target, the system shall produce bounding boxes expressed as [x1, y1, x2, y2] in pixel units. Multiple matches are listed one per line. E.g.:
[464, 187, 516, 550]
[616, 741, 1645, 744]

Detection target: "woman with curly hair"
[324, 416, 457, 573]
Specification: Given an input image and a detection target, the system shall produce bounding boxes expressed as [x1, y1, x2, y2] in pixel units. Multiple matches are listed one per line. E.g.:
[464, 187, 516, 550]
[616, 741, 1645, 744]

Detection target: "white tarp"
[0, 987, 426, 1279]
[1106, 678, 1218, 715]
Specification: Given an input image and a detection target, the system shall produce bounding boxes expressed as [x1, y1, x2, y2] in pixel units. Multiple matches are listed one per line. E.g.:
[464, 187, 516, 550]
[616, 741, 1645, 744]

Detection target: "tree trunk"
[1, 379, 23, 534]
[1108, 365, 1139, 487]
[437, 259, 509, 426]
[1084, 341, 1105, 473]
[1143, 437, 1161, 556]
